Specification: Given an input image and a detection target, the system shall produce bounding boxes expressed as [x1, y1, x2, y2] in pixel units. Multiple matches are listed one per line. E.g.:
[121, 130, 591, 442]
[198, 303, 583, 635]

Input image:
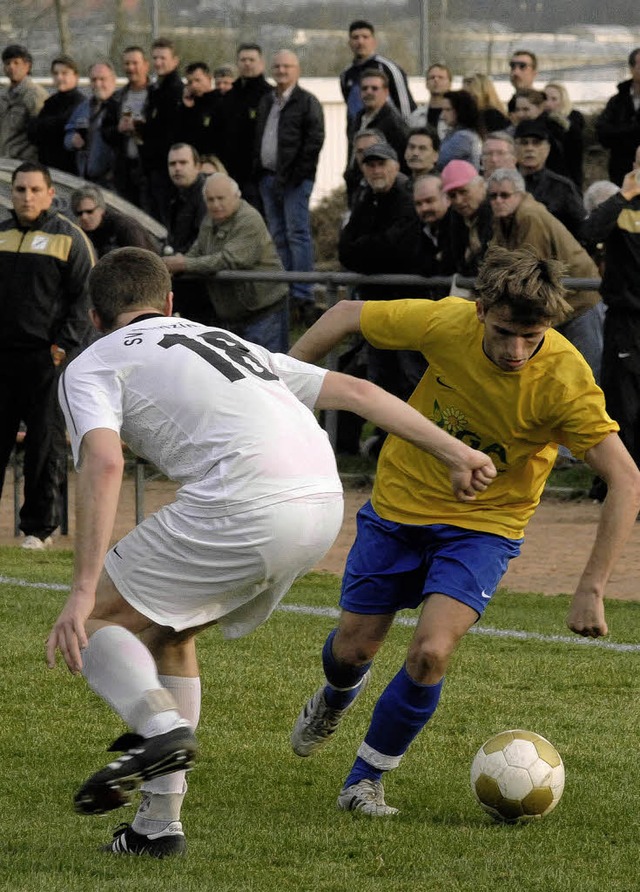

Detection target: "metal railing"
[211, 268, 602, 450]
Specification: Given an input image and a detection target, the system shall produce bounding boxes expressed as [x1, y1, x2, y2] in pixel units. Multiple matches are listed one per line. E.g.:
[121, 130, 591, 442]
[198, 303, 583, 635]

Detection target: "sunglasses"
[510, 61, 531, 69]
[76, 207, 98, 216]
[489, 191, 516, 200]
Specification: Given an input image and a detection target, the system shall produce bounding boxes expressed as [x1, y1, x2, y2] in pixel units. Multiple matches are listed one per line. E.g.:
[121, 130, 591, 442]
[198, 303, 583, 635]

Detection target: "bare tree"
[53, 0, 72, 55]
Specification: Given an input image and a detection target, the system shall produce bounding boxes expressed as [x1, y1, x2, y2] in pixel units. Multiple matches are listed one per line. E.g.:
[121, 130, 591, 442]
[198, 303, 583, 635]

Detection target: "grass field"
[2, 546, 640, 892]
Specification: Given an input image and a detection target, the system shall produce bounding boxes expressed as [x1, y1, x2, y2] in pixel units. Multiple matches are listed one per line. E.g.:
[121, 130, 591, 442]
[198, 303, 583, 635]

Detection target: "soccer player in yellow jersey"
[289, 245, 640, 817]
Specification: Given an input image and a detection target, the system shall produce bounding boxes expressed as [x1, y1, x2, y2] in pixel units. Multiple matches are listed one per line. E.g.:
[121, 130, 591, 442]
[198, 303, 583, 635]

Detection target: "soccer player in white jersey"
[288, 245, 640, 818]
[46, 247, 496, 857]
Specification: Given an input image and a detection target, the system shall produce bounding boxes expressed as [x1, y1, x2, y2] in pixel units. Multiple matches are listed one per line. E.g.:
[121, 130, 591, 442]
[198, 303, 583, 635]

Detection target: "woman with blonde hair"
[543, 82, 585, 188]
[462, 72, 509, 132]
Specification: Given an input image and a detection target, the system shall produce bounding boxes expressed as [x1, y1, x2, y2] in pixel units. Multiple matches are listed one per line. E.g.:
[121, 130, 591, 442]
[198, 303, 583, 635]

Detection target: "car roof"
[0, 158, 167, 242]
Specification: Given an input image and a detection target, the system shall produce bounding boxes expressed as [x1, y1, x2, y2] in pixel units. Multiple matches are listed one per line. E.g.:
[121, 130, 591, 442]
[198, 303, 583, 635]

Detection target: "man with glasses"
[488, 167, 604, 381]
[348, 70, 410, 177]
[71, 185, 157, 258]
[508, 50, 538, 94]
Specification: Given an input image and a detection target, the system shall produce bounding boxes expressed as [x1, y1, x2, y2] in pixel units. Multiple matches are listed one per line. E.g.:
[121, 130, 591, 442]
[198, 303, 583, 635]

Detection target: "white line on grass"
[279, 604, 640, 653]
[3, 575, 640, 654]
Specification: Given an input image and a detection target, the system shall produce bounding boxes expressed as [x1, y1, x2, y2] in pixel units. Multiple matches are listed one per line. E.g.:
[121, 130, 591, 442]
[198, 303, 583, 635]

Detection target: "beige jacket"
[491, 192, 600, 317]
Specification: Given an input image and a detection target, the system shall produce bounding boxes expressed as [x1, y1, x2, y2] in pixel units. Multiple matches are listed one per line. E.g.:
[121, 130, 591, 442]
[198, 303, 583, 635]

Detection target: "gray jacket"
[184, 199, 287, 324]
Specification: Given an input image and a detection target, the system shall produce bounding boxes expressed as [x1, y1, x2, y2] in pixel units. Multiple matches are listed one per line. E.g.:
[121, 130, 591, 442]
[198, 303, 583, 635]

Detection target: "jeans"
[556, 301, 605, 384]
[233, 302, 289, 353]
[259, 175, 315, 303]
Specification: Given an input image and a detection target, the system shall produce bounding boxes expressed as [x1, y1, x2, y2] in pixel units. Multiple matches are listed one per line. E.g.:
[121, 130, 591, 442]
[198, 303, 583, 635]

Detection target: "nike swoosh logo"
[113, 545, 123, 559]
[436, 375, 455, 390]
[481, 590, 491, 599]
[618, 353, 631, 358]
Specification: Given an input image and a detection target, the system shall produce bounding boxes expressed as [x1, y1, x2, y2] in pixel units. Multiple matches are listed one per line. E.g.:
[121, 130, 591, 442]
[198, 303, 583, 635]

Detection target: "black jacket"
[139, 69, 184, 172]
[340, 54, 415, 128]
[254, 85, 324, 188]
[596, 79, 640, 186]
[339, 175, 421, 300]
[175, 91, 224, 156]
[350, 102, 410, 168]
[219, 75, 273, 184]
[167, 173, 207, 253]
[441, 202, 493, 277]
[523, 167, 586, 242]
[583, 191, 640, 313]
[29, 88, 84, 173]
[86, 208, 158, 258]
[0, 208, 94, 352]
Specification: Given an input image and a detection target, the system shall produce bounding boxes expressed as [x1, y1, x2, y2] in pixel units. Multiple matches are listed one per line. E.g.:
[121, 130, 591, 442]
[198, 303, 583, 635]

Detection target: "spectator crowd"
[1, 26, 640, 545]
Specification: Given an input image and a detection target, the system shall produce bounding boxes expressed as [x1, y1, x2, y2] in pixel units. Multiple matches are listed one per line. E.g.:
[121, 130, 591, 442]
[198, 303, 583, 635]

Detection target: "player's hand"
[450, 451, 496, 502]
[566, 591, 608, 638]
[46, 593, 94, 674]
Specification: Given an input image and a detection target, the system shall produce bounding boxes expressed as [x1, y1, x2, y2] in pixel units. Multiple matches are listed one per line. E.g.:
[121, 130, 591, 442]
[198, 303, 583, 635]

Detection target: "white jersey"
[59, 316, 342, 516]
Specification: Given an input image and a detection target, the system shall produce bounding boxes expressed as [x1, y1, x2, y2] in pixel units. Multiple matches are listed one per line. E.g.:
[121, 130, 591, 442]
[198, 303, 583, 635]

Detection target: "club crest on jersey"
[430, 399, 508, 467]
[31, 235, 50, 251]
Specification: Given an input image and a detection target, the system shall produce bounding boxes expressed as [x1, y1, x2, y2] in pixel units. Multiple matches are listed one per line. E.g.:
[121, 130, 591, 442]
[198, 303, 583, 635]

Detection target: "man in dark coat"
[596, 48, 640, 186]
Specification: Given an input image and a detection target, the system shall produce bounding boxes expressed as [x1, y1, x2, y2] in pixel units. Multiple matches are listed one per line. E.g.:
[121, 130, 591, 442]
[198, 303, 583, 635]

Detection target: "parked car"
[0, 158, 167, 250]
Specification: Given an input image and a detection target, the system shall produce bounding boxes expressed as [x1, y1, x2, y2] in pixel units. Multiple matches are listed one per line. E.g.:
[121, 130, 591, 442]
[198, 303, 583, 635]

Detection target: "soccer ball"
[470, 729, 565, 823]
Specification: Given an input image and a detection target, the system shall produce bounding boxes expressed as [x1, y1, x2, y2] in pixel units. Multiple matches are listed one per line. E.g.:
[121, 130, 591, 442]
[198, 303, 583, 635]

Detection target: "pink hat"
[441, 160, 479, 192]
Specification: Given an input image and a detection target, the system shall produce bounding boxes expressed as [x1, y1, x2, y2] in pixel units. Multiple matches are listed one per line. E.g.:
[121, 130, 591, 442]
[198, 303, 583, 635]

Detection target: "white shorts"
[104, 493, 344, 638]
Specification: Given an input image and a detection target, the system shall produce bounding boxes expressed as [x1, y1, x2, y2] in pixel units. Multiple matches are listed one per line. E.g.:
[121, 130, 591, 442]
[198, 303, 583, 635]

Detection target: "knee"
[333, 629, 382, 666]
[406, 637, 453, 683]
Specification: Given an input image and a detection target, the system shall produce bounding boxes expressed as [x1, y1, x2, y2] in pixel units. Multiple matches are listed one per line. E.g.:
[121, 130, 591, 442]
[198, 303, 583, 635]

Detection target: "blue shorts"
[340, 501, 522, 618]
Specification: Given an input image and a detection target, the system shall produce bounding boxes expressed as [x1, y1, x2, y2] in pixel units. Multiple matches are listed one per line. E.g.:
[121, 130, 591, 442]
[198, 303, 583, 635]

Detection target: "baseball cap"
[361, 143, 398, 163]
[440, 160, 479, 192]
[514, 119, 550, 141]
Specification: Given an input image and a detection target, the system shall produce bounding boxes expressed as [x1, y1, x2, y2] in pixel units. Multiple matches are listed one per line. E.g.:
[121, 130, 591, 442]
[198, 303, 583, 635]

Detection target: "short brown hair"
[89, 248, 171, 330]
[474, 246, 573, 326]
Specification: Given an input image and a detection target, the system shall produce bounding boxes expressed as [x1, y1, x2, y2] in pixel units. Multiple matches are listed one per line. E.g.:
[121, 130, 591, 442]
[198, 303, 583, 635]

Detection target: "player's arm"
[317, 371, 496, 500]
[46, 429, 124, 674]
[289, 300, 365, 363]
[567, 432, 640, 638]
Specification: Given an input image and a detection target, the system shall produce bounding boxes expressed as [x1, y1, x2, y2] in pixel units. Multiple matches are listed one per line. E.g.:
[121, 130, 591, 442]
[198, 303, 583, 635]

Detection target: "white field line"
[3, 575, 640, 654]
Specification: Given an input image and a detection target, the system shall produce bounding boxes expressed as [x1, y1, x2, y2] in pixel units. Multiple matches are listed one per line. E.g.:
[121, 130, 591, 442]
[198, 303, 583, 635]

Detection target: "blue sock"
[322, 628, 371, 709]
[344, 664, 444, 788]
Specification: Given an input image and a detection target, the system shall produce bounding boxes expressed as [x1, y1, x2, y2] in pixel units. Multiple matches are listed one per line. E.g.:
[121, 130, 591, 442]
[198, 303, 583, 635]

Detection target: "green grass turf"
[2, 547, 640, 891]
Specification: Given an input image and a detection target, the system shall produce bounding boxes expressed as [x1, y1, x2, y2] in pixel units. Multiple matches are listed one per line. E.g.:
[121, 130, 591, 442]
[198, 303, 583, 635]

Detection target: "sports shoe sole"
[75, 727, 198, 816]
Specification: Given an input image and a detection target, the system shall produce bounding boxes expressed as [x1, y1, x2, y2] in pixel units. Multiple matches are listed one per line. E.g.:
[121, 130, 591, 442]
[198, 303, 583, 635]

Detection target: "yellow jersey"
[361, 298, 617, 539]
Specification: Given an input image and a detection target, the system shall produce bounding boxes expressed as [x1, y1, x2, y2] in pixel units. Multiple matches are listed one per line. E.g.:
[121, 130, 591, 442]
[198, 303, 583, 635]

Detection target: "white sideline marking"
[279, 604, 640, 653]
[3, 575, 640, 654]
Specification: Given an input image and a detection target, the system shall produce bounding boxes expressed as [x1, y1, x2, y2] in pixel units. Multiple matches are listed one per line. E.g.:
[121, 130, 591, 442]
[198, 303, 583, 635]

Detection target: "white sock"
[135, 675, 202, 832]
[81, 626, 184, 735]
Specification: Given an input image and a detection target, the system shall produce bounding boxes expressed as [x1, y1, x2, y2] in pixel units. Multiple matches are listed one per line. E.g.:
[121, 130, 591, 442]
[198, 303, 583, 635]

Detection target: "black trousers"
[600, 311, 640, 469]
[0, 350, 67, 538]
